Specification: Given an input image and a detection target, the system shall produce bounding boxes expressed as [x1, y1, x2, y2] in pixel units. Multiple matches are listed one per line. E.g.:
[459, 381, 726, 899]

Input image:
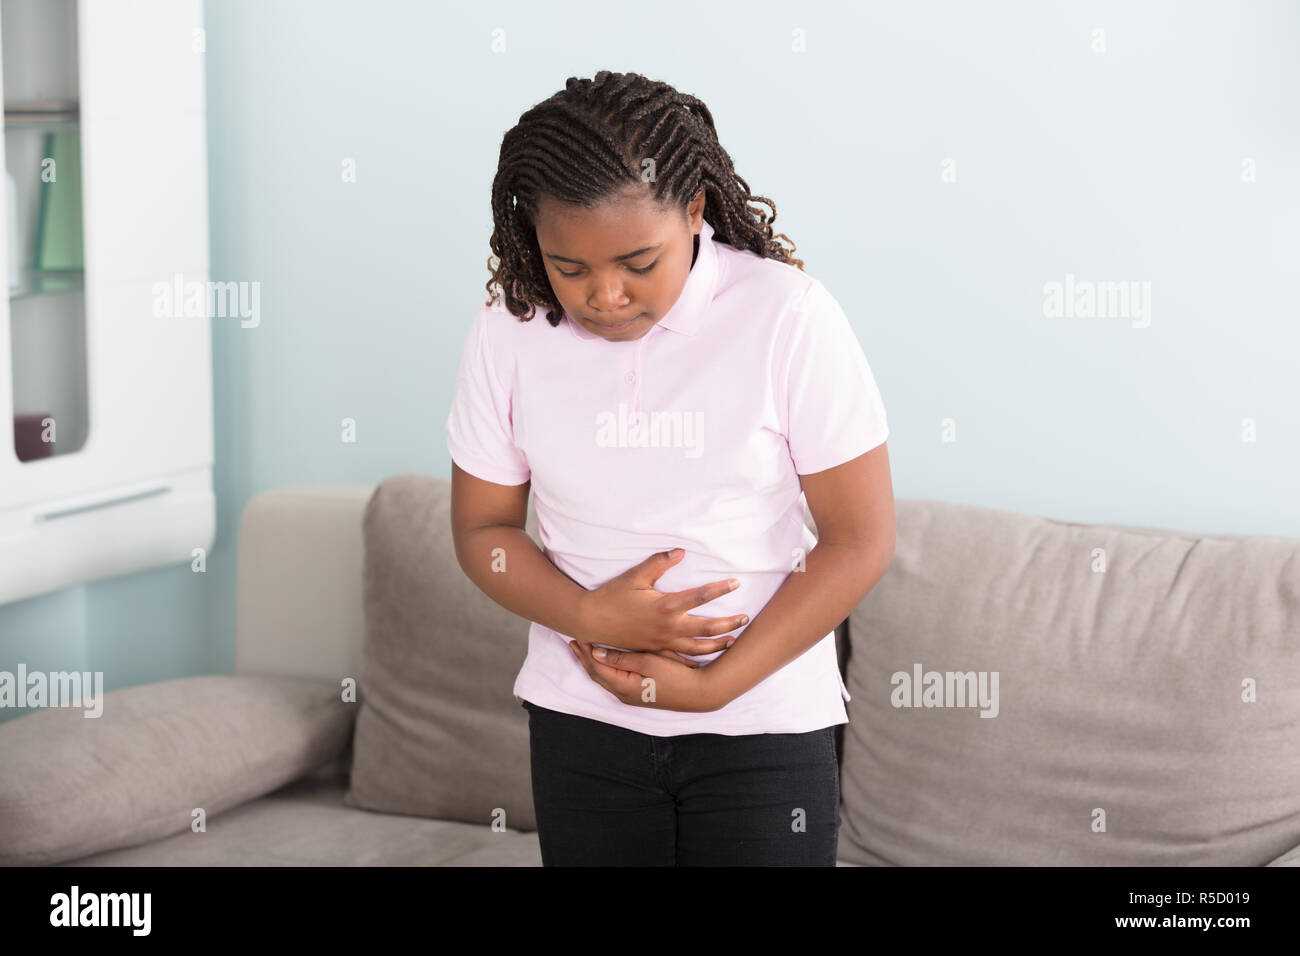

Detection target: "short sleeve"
[445, 306, 531, 486]
[778, 279, 889, 476]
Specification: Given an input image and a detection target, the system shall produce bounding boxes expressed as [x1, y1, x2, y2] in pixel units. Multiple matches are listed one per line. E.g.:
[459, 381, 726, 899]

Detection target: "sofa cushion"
[344, 474, 537, 830]
[60, 764, 542, 866]
[840, 499, 1300, 866]
[0, 675, 354, 866]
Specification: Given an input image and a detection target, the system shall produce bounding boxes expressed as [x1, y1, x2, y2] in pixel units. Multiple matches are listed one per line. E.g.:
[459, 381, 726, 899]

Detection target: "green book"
[33, 129, 84, 271]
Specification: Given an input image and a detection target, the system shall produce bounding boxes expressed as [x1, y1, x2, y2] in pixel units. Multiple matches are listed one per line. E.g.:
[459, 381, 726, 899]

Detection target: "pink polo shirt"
[446, 218, 888, 736]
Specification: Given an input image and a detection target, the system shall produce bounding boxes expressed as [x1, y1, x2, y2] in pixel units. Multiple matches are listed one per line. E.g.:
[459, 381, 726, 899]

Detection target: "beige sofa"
[3, 476, 1298, 866]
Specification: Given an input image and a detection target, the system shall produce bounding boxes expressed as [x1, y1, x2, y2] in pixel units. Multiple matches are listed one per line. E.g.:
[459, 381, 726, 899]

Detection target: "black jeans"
[521, 699, 841, 866]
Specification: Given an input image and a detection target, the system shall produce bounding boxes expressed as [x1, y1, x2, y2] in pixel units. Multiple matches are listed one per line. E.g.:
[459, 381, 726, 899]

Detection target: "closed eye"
[557, 261, 657, 279]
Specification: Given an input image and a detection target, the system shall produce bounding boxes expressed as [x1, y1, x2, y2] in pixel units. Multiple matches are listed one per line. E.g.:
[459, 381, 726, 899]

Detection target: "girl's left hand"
[567, 640, 722, 712]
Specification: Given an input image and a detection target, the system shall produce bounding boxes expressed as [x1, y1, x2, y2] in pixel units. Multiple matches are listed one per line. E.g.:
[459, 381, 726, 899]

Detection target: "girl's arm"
[702, 442, 895, 707]
[451, 462, 746, 657]
[451, 465, 589, 639]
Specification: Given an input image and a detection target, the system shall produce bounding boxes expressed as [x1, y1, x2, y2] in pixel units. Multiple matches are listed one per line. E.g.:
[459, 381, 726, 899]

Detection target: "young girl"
[447, 70, 895, 866]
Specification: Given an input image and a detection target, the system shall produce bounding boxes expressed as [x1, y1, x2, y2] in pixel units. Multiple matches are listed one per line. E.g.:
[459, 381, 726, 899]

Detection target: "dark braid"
[485, 70, 804, 327]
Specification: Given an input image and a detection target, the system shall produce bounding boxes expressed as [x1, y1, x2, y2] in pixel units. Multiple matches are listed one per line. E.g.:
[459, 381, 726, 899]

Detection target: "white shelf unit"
[0, 0, 214, 604]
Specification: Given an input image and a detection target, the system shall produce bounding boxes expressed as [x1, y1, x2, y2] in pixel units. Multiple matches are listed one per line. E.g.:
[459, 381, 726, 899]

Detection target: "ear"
[689, 188, 706, 224]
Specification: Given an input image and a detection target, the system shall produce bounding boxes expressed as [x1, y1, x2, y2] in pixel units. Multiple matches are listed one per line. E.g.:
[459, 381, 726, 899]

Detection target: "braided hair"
[485, 70, 804, 326]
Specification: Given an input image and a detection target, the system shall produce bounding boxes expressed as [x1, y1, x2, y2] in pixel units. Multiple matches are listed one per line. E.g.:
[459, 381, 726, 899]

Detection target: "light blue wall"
[3, 0, 1297, 719]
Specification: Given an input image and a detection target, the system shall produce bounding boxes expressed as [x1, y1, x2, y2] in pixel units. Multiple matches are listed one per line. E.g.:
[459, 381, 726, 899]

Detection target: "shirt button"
[624, 371, 636, 385]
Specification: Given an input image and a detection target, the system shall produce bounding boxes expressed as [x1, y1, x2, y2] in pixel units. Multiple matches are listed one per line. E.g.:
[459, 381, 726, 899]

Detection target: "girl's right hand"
[574, 548, 749, 661]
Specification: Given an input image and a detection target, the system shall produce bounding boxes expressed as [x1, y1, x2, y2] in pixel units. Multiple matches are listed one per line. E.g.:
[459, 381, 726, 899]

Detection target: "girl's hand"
[567, 639, 725, 712]
[575, 549, 749, 658]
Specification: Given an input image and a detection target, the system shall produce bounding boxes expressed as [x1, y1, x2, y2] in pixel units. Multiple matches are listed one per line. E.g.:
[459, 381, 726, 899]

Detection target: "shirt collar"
[563, 218, 720, 342]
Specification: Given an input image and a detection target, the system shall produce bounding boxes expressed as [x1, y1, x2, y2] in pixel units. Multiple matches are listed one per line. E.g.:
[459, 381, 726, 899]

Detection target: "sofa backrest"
[837, 498, 1300, 866]
[234, 478, 834, 687]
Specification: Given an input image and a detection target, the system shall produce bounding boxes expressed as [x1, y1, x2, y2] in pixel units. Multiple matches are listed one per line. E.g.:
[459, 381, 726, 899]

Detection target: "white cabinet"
[0, 0, 213, 604]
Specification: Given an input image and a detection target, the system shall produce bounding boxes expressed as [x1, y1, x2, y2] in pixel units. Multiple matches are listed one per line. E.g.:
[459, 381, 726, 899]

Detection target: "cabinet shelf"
[4, 100, 78, 131]
[8, 267, 83, 300]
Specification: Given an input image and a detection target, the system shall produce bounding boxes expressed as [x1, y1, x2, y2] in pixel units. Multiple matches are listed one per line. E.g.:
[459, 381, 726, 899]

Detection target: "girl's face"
[534, 186, 705, 341]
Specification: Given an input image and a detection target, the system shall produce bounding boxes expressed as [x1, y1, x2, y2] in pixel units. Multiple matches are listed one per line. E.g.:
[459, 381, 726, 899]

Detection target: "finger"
[668, 651, 701, 667]
[588, 649, 643, 688]
[621, 548, 686, 587]
[654, 649, 701, 668]
[569, 641, 600, 681]
[672, 633, 742, 655]
[590, 662, 648, 706]
[591, 645, 649, 673]
[663, 578, 741, 616]
[637, 547, 686, 586]
[665, 612, 749, 640]
[578, 643, 630, 695]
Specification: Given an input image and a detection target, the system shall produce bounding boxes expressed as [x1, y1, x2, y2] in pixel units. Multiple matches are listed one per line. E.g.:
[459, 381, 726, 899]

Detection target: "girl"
[447, 70, 895, 866]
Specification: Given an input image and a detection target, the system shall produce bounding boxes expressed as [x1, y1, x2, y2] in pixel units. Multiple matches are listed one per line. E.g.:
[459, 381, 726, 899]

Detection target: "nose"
[589, 277, 630, 313]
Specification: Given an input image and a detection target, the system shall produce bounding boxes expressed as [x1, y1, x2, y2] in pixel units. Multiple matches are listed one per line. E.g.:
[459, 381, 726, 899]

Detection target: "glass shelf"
[9, 267, 83, 300]
[4, 101, 78, 131]
[4, 115, 79, 133]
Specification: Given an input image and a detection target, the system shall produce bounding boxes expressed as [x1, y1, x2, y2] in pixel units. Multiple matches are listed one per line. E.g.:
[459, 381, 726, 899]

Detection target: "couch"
[3, 476, 1298, 866]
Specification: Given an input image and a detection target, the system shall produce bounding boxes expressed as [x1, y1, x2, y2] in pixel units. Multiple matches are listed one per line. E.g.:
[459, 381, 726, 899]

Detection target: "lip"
[589, 313, 644, 331]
